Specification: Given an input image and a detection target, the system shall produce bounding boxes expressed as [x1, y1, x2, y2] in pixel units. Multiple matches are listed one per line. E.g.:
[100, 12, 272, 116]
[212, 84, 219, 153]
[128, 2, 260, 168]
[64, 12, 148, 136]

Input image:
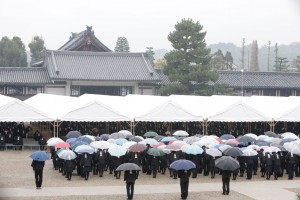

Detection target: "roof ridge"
[49, 50, 147, 56]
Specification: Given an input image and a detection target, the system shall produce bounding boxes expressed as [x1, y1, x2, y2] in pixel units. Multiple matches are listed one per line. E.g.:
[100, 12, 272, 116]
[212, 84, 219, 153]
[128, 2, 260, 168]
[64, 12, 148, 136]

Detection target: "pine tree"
[146, 47, 155, 66]
[0, 36, 27, 67]
[161, 18, 218, 95]
[249, 40, 259, 71]
[224, 51, 234, 70]
[28, 35, 46, 63]
[114, 37, 130, 52]
[211, 49, 226, 70]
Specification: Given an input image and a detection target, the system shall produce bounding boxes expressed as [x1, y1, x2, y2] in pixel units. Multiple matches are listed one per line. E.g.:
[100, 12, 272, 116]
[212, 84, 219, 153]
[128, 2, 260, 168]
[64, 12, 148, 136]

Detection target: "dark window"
[7, 86, 23, 95]
[71, 86, 80, 96]
[0, 86, 4, 94]
[27, 86, 43, 95]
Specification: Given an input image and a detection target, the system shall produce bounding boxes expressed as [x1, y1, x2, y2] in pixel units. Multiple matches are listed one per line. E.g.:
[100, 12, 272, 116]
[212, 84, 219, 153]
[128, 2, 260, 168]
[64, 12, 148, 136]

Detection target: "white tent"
[276, 104, 300, 122]
[0, 99, 52, 122]
[207, 101, 271, 122]
[135, 100, 204, 122]
[61, 100, 130, 122]
[0, 94, 17, 106]
[24, 93, 78, 120]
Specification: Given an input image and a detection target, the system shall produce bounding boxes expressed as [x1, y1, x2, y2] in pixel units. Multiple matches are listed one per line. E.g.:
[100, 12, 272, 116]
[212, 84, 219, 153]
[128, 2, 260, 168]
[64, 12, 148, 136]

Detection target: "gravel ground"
[0, 150, 296, 200]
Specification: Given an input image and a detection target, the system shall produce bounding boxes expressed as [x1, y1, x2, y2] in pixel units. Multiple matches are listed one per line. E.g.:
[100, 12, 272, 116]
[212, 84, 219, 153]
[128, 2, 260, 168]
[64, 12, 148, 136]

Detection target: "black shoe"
[222, 192, 225, 195]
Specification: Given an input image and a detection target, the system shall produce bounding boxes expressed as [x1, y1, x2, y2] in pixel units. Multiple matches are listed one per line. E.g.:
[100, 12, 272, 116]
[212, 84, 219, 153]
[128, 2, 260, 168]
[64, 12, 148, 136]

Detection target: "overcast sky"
[0, 0, 299, 52]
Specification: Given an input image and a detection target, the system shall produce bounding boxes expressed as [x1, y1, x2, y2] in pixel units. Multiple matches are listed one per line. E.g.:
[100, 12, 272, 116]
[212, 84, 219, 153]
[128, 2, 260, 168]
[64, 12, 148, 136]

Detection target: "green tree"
[274, 56, 289, 72]
[161, 18, 218, 95]
[211, 49, 226, 70]
[0, 36, 27, 67]
[154, 58, 167, 70]
[28, 35, 46, 63]
[224, 51, 234, 70]
[114, 36, 130, 52]
[293, 55, 300, 72]
[250, 40, 259, 71]
[146, 47, 155, 66]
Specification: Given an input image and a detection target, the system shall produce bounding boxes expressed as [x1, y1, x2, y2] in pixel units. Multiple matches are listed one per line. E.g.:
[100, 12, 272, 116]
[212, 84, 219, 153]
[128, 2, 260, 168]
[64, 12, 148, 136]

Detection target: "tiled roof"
[216, 71, 300, 88]
[58, 27, 111, 52]
[0, 67, 51, 84]
[44, 50, 161, 82]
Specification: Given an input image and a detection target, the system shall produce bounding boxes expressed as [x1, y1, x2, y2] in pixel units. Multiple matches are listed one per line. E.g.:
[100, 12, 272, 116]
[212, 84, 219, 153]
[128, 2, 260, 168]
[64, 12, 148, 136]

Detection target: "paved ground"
[1, 179, 300, 200]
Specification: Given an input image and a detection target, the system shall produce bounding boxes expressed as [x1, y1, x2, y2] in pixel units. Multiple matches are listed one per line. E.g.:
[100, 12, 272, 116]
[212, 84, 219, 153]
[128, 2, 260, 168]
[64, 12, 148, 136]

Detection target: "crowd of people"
[44, 133, 300, 199]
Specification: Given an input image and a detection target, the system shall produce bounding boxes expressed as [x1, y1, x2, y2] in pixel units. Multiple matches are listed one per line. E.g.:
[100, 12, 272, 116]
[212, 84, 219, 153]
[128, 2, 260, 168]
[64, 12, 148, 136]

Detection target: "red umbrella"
[128, 143, 147, 152]
[55, 142, 71, 149]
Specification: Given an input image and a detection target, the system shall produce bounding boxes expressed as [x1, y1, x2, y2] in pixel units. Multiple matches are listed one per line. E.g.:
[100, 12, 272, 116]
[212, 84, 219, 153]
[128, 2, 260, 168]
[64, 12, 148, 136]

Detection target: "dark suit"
[124, 170, 137, 200]
[31, 160, 45, 188]
[178, 170, 191, 199]
[222, 170, 232, 195]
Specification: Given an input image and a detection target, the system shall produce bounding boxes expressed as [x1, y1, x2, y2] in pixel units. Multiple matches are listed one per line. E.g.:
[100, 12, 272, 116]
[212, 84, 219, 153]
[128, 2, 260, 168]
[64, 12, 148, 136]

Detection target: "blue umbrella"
[30, 151, 51, 161]
[66, 130, 82, 139]
[161, 136, 178, 142]
[66, 138, 77, 144]
[255, 140, 271, 147]
[74, 145, 95, 154]
[115, 138, 128, 145]
[170, 159, 196, 170]
[76, 136, 93, 144]
[71, 141, 89, 150]
[99, 134, 110, 141]
[184, 145, 204, 155]
[279, 138, 297, 146]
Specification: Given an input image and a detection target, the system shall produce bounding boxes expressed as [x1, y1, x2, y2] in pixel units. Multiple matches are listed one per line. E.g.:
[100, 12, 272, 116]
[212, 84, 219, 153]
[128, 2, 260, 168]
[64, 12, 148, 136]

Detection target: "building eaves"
[44, 50, 161, 82]
[216, 71, 300, 88]
[0, 67, 51, 84]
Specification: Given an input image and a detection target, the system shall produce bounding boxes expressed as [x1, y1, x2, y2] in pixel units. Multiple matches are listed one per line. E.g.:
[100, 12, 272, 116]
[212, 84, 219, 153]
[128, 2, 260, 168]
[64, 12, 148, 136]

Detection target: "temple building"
[1, 26, 300, 99]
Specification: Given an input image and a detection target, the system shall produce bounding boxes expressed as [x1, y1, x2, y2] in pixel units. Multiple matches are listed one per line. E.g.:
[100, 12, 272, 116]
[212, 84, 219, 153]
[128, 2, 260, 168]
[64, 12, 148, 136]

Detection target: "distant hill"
[208, 42, 300, 71]
[154, 43, 300, 72]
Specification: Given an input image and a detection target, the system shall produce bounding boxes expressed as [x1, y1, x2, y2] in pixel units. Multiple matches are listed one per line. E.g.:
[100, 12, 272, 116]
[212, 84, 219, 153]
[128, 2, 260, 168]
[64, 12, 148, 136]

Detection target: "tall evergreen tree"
[28, 35, 46, 63]
[161, 18, 218, 95]
[0, 36, 27, 67]
[294, 55, 300, 72]
[114, 36, 130, 52]
[250, 40, 259, 71]
[224, 51, 234, 70]
[274, 57, 289, 72]
[211, 49, 226, 70]
[146, 47, 155, 66]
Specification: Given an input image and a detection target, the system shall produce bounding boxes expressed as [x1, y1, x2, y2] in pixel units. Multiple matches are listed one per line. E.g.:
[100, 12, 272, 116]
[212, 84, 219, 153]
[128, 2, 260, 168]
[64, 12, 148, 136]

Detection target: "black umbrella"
[170, 159, 196, 171]
[264, 131, 278, 138]
[223, 147, 243, 157]
[215, 156, 240, 171]
[237, 136, 256, 145]
[129, 136, 143, 143]
[116, 163, 141, 171]
[66, 131, 81, 139]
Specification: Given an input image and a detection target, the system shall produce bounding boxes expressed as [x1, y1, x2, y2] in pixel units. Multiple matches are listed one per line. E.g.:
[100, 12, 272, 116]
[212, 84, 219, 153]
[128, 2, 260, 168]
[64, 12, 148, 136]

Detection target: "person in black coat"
[13, 136, 23, 150]
[178, 170, 191, 200]
[265, 152, 273, 180]
[65, 159, 75, 180]
[221, 170, 232, 195]
[31, 160, 45, 189]
[246, 156, 254, 180]
[286, 152, 296, 180]
[97, 149, 106, 177]
[0, 136, 5, 150]
[151, 156, 159, 178]
[124, 170, 137, 200]
[81, 153, 92, 180]
[273, 152, 281, 180]
[39, 138, 47, 150]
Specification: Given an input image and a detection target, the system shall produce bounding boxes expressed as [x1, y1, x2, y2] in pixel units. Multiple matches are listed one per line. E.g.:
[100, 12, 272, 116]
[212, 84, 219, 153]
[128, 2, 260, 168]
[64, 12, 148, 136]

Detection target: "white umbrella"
[242, 148, 258, 156]
[173, 130, 189, 136]
[281, 132, 299, 140]
[90, 141, 111, 149]
[206, 148, 222, 157]
[118, 130, 133, 137]
[122, 141, 137, 149]
[244, 133, 258, 140]
[47, 137, 64, 146]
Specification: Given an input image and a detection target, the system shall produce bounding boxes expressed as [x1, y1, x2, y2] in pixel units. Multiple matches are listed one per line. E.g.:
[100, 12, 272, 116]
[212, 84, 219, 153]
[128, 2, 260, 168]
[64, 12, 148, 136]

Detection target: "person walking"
[65, 158, 75, 181]
[31, 160, 45, 189]
[124, 170, 137, 200]
[81, 153, 92, 180]
[221, 170, 232, 195]
[178, 169, 191, 200]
